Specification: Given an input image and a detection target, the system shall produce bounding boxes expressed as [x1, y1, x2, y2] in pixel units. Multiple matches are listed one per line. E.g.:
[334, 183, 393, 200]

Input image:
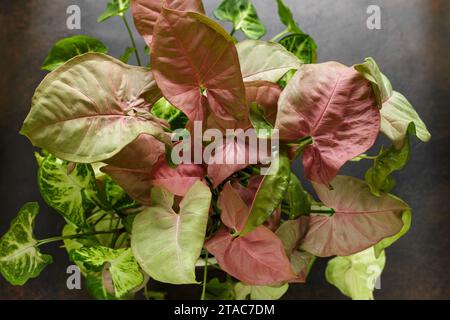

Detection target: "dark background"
[0, 0, 449, 300]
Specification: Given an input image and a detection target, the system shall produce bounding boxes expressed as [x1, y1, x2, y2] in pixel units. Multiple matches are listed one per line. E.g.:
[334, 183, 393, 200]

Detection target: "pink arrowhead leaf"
[218, 182, 250, 233]
[151, 7, 247, 122]
[300, 176, 409, 257]
[131, 0, 205, 46]
[275, 62, 380, 185]
[205, 226, 295, 286]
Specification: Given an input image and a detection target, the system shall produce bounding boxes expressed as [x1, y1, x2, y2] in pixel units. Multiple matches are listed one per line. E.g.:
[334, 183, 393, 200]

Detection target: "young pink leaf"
[205, 226, 295, 286]
[300, 176, 409, 257]
[151, 8, 246, 122]
[218, 182, 250, 233]
[245, 81, 281, 125]
[131, 0, 205, 46]
[275, 62, 380, 185]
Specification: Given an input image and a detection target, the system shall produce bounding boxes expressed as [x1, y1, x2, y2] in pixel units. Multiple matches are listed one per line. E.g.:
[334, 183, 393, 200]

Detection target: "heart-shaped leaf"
[279, 33, 317, 64]
[237, 40, 302, 82]
[41, 35, 108, 71]
[275, 62, 380, 185]
[326, 247, 385, 300]
[218, 182, 251, 233]
[214, 0, 266, 40]
[131, 0, 205, 46]
[131, 181, 211, 284]
[235, 282, 289, 300]
[21, 53, 170, 163]
[282, 173, 312, 219]
[71, 246, 144, 298]
[151, 8, 246, 121]
[0, 203, 53, 285]
[38, 154, 103, 227]
[205, 226, 295, 286]
[300, 176, 409, 257]
[355, 57, 431, 148]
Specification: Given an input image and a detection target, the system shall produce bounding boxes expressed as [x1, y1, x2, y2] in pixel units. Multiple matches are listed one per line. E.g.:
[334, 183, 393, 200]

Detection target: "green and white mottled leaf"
[326, 247, 385, 300]
[355, 57, 431, 148]
[71, 246, 143, 298]
[21, 53, 170, 163]
[131, 181, 211, 284]
[85, 273, 119, 300]
[41, 35, 108, 71]
[235, 282, 289, 300]
[276, 0, 302, 34]
[151, 97, 188, 130]
[374, 209, 411, 258]
[279, 33, 317, 64]
[237, 40, 302, 83]
[98, 0, 130, 22]
[365, 137, 410, 196]
[283, 173, 312, 219]
[214, 0, 266, 40]
[0, 203, 53, 285]
[38, 154, 103, 227]
[205, 278, 235, 300]
[103, 175, 137, 211]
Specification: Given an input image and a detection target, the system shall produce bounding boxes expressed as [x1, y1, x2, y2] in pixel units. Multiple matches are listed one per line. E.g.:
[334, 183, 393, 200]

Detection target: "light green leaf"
[374, 209, 411, 258]
[0, 203, 53, 285]
[131, 181, 212, 284]
[85, 273, 119, 300]
[214, 0, 266, 40]
[71, 246, 143, 298]
[38, 154, 103, 227]
[249, 103, 273, 138]
[326, 247, 385, 300]
[276, 0, 302, 33]
[41, 35, 108, 72]
[381, 91, 431, 148]
[355, 57, 431, 148]
[235, 282, 289, 300]
[283, 173, 312, 219]
[365, 137, 410, 196]
[241, 150, 291, 236]
[119, 47, 136, 63]
[237, 40, 302, 82]
[151, 97, 188, 130]
[279, 33, 317, 64]
[205, 278, 235, 300]
[98, 0, 130, 23]
[21, 53, 170, 163]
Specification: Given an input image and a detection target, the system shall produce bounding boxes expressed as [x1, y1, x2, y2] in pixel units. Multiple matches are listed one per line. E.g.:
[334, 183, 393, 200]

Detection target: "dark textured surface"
[0, 0, 449, 300]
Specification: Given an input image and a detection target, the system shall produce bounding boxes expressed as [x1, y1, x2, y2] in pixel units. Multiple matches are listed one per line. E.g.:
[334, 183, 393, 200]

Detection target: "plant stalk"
[122, 15, 142, 66]
[200, 251, 209, 300]
[36, 229, 123, 247]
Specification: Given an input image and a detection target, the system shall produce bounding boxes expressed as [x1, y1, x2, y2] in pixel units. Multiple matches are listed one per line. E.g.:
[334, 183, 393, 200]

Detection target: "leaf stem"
[200, 251, 209, 300]
[36, 229, 123, 247]
[230, 27, 236, 37]
[270, 28, 290, 42]
[121, 15, 142, 66]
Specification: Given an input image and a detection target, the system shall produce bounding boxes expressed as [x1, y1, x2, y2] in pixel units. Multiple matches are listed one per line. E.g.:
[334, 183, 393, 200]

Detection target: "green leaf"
[151, 97, 188, 130]
[326, 247, 385, 300]
[103, 176, 137, 211]
[235, 282, 289, 300]
[119, 47, 136, 63]
[0, 203, 53, 285]
[249, 103, 273, 138]
[355, 57, 431, 148]
[21, 53, 170, 163]
[97, 0, 130, 23]
[214, 0, 266, 40]
[283, 173, 312, 218]
[365, 137, 410, 196]
[71, 246, 143, 298]
[41, 35, 108, 72]
[276, 0, 302, 33]
[38, 154, 103, 227]
[205, 278, 235, 300]
[85, 273, 119, 300]
[241, 150, 291, 235]
[131, 181, 212, 284]
[279, 33, 317, 64]
[237, 40, 302, 83]
[374, 208, 411, 258]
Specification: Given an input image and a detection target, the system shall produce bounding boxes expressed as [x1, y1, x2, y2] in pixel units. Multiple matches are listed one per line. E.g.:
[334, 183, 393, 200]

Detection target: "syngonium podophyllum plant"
[0, 0, 430, 300]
